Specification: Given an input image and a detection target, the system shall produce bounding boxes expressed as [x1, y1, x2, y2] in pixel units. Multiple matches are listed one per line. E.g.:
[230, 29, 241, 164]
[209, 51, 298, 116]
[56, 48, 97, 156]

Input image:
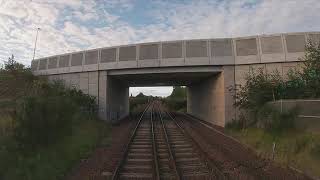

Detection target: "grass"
[0, 117, 110, 180]
[226, 128, 320, 178]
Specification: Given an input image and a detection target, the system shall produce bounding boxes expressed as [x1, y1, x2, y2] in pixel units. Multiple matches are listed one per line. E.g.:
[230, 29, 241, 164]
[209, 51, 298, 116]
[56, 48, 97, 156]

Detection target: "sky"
[0, 0, 319, 96]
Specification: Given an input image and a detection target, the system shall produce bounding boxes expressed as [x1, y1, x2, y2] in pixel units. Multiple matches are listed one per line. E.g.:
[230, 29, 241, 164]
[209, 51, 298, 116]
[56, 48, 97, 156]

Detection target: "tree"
[169, 86, 186, 99]
[4, 55, 25, 72]
[299, 41, 320, 97]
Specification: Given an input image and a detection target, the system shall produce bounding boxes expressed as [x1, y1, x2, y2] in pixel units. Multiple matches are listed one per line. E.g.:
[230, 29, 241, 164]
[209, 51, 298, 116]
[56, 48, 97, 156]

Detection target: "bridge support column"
[187, 66, 235, 127]
[105, 76, 129, 122]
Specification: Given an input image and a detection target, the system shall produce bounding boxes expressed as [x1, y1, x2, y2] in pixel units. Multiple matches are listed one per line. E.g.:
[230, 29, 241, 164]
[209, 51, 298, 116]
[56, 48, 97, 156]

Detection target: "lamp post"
[32, 27, 41, 61]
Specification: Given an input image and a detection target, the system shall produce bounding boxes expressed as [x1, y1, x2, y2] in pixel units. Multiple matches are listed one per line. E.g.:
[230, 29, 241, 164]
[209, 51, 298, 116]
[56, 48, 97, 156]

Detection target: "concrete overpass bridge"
[31, 31, 320, 127]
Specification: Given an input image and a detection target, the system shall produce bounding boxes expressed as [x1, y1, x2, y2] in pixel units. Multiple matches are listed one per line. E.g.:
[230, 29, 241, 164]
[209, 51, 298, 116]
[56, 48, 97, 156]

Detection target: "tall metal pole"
[32, 27, 41, 61]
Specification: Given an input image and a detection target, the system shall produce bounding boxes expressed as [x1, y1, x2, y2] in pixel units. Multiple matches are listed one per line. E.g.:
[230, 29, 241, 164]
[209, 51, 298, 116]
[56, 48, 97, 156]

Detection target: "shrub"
[14, 96, 76, 150]
[257, 104, 299, 136]
[13, 80, 97, 150]
[294, 135, 312, 154]
[311, 142, 320, 159]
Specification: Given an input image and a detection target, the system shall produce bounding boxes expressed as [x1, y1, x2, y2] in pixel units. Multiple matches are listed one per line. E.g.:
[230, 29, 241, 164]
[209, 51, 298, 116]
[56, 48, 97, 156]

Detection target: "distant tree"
[136, 92, 146, 98]
[169, 86, 186, 99]
[4, 55, 25, 72]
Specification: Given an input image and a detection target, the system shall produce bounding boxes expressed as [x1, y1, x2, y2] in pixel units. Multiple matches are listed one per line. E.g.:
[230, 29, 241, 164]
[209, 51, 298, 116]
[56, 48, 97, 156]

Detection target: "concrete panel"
[162, 41, 183, 59]
[236, 38, 257, 56]
[59, 55, 70, 68]
[261, 53, 285, 63]
[79, 72, 89, 94]
[223, 66, 236, 124]
[61, 74, 71, 87]
[119, 46, 136, 61]
[260, 36, 283, 54]
[185, 57, 209, 66]
[31, 60, 39, 71]
[235, 55, 260, 65]
[138, 60, 159, 67]
[88, 83, 98, 97]
[266, 63, 283, 75]
[98, 71, 107, 120]
[286, 34, 306, 53]
[249, 64, 266, 73]
[210, 39, 234, 65]
[160, 58, 184, 67]
[83, 64, 98, 72]
[99, 62, 117, 70]
[106, 77, 129, 122]
[57, 67, 70, 74]
[69, 73, 80, 89]
[101, 48, 116, 63]
[71, 53, 83, 66]
[69, 66, 83, 73]
[286, 52, 305, 62]
[308, 33, 320, 45]
[139, 44, 159, 60]
[118, 61, 137, 69]
[211, 39, 233, 57]
[88, 71, 98, 83]
[85, 50, 99, 65]
[187, 73, 226, 126]
[211, 56, 234, 65]
[38, 59, 48, 70]
[186, 40, 207, 58]
[235, 65, 250, 86]
[48, 57, 58, 69]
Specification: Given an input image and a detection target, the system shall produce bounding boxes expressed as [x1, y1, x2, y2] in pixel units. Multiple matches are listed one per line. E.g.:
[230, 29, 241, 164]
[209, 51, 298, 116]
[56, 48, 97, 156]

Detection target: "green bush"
[234, 41, 320, 130]
[13, 80, 97, 150]
[257, 104, 299, 136]
[294, 135, 312, 154]
[14, 96, 76, 149]
[311, 142, 320, 159]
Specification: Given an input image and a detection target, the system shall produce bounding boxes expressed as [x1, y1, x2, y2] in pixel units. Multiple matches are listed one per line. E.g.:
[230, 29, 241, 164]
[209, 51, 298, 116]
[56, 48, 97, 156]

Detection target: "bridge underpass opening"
[103, 66, 236, 127]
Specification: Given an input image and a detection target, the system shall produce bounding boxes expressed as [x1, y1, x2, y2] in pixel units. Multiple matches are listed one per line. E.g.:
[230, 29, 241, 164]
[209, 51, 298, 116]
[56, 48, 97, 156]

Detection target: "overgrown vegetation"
[232, 41, 320, 133]
[0, 56, 109, 180]
[227, 41, 320, 177]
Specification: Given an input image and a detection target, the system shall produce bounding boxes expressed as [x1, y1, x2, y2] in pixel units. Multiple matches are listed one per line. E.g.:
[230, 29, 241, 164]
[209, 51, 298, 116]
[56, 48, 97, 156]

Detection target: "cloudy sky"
[1, 0, 319, 96]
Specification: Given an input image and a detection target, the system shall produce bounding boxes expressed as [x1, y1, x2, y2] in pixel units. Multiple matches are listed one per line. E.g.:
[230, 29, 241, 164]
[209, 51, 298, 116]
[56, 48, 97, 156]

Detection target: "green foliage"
[3, 55, 25, 72]
[13, 80, 97, 150]
[1, 118, 109, 180]
[0, 56, 109, 180]
[14, 96, 76, 149]
[234, 42, 320, 130]
[227, 128, 320, 178]
[257, 105, 299, 136]
[311, 142, 320, 160]
[168, 86, 186, 99]
[299, 41, 320, 97]
[165, 86, 187, 112]
[294, 135, 313, 154]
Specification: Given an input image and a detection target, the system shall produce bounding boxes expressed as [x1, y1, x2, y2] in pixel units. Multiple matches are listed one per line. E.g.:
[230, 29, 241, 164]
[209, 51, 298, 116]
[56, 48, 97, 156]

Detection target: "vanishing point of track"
[112, 101, 226, 180]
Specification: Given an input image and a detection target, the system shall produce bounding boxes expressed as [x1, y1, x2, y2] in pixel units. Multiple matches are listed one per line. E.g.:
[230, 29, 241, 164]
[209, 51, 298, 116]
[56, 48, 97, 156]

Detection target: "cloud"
[0, 0, 319, 95]
[1, 0, 319, 64]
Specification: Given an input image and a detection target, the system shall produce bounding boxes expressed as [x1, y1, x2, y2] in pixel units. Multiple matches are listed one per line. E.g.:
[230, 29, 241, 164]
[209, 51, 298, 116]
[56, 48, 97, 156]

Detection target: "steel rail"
[111, 102, 153, 180]
[158, 106, 182, 180]
[150, 104, 160, 180]
[164, 110, 227, 179]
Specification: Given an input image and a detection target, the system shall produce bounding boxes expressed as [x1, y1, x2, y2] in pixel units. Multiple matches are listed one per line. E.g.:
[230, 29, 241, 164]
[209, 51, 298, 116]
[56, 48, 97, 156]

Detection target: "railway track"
[112, 101, 226, 180]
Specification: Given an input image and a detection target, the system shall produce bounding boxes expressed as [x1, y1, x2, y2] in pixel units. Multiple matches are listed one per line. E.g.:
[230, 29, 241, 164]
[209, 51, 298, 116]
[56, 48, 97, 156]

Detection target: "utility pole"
[32, 27, 41, 61]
